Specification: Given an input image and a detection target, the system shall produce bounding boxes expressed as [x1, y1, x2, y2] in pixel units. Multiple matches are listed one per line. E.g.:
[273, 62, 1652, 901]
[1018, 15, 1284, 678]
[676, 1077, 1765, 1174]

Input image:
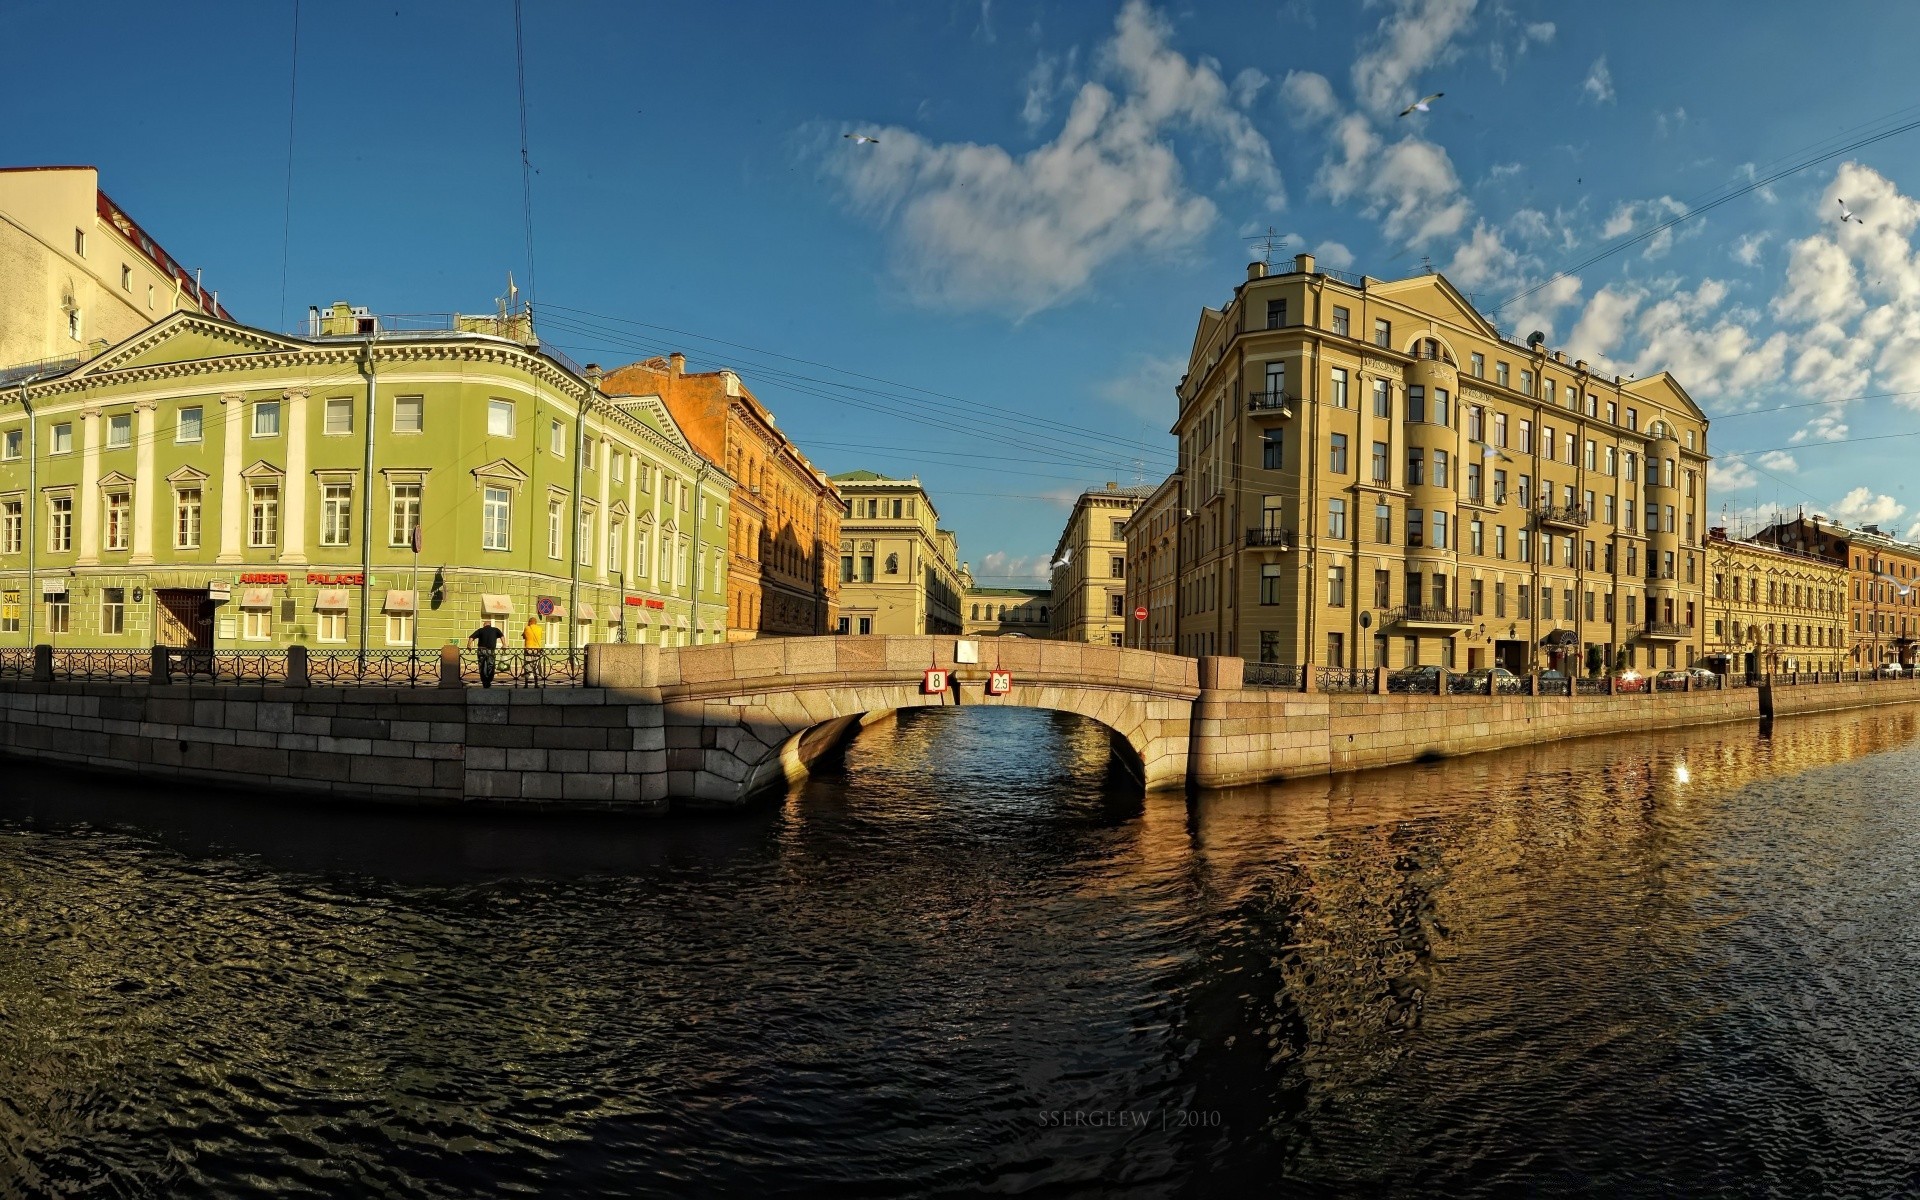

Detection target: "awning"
[480, 593, 512, 617]
[677, 615, 689, 629]
[1540, 629, 1578, 646]
[240, 588, 274, 610]
[384, 589, 417, 614]
[314, 589, 350, 611]
[576, 602, 596, 621]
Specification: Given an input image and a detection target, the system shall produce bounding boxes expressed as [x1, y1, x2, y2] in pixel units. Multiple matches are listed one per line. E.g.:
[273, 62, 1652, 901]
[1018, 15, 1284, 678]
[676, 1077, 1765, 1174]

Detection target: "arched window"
[885, 553, 899, 575]
[971, 604, 979, 620]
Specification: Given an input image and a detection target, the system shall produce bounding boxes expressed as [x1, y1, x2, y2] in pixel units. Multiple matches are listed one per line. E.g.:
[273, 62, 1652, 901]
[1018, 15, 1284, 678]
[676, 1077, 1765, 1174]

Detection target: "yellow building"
[1172, 254, 1710, 675]
[962, 585, 1051, 637]
[1704, 527, 1849, 675]
[1122, 473, 1183, 652]
[831, 470, 965, 634]
[1, 166, 231, 371]
[1048, 482, 1153, 645]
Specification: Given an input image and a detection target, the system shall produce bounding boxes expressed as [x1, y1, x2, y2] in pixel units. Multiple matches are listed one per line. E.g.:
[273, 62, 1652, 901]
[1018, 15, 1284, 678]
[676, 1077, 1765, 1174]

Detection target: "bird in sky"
[1838, 197, 1864, 224]
[1399, 92, 1444, 117]
[1473, 439, 1514, 462]
[1050, 549, 1073, 571]
[844, 133, 880, 145]
[1876, 573, 1911, 596]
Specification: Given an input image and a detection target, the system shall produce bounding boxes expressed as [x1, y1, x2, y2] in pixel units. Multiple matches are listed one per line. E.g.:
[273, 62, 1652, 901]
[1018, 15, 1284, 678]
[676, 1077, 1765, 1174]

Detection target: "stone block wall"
[1764, 675, 1920, 718]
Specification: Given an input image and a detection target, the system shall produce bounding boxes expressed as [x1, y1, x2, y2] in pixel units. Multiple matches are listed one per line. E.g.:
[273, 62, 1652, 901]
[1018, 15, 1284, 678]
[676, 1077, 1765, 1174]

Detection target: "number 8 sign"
[922, 668, 949, 695]
[986, 670, 1012, 696]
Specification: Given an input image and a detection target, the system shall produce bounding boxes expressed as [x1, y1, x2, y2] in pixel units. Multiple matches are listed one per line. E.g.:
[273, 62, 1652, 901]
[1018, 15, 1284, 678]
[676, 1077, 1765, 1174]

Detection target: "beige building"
[1049, 482, 1153, 645]
[1, 166, 231, 372]
[1122, 473, 1183, 653]
[831, 470, 965, 635]
[963, 585, 1051, 637]
[1704, 526, 1849, 675]
[1172, 254, 1710, 674]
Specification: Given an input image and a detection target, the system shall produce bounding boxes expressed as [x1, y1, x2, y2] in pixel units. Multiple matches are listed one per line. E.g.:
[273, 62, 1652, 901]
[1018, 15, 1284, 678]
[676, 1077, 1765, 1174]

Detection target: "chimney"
[1247, 261, 1267, 280]
[669, 352, 686, 377]
[1105, 481, 1117, 491]
[584, 362, 604, 388]
[1574, 359, 1588, 373]
[1295, 252, 1315, 275]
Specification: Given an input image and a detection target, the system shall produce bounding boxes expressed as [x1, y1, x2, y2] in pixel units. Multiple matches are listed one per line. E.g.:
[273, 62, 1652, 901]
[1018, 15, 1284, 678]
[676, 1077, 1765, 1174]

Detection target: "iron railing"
[1247, 391, 1294, 414]
[1245, 527, 1294, 549]
[1446, 673, 1483, 695]
[1537, 675, 1571, 696]
[461, 648, 583, 688]
[1645, 621, 1691, 639]
[1535, 504, 1589, 528]
[1387, 670, 1441, 695]
[1574, 677, 1609, 695]
[1318, 667, 1373, 693]
[1244, 662, 1302, 690]
[308, 650, 436, 688]
[0, 647, 32, 679]
[1392, 605, 1475, 626]
[166, 650, 290, 683]
[51, 649, 149, 681]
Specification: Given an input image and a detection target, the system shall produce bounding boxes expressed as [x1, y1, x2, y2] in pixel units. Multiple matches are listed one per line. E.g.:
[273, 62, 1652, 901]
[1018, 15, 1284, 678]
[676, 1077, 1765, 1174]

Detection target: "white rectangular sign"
[954, 640, 980, 664]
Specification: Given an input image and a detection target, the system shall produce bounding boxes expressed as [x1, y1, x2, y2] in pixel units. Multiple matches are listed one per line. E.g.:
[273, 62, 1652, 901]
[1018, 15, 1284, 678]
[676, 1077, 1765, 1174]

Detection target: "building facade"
[830, 471, 965, 635]
[1, 166, 231, 373]
[601, 354, 840, 640]
[1048, 482, 1153, 645]
[1121, 473, 1183, 653]
[963, 585, 1051, 637]
[1704, 526, 1850, 675]
[0, 308, 730, 653]
[1171, 254, 1710, 674]
[1754, 515, 1920, 670]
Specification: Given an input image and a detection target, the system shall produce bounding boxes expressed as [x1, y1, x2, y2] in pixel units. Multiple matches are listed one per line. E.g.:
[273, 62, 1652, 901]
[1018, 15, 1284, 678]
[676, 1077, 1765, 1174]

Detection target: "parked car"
[1612, 669, 1646, 693]
[1653, 669, 1693, 690]
[1463, 666, 1521, 694]
[1388, 664, 1443, 692]
[1877, 662, 1905, 678]
[1686, 666, 1721, 687]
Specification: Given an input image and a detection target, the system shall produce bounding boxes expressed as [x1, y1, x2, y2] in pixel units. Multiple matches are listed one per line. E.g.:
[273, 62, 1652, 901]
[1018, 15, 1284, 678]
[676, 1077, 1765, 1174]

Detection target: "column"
[76, 408, 102, 565]
[216, 392, 245, 563]
[279, 388, 309, 564]
[594, 422, 611, 585]
[130, 401, 157, 565]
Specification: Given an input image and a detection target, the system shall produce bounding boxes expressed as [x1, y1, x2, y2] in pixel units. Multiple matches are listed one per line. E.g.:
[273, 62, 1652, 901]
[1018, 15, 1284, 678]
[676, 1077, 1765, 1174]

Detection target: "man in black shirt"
[467, 620, 507, 687]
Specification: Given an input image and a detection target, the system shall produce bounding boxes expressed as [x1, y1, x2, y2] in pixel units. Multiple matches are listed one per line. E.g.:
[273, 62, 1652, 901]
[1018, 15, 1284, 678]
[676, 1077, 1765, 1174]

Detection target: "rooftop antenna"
[1421, 254, 1434, 273]
[1243, 226, 1289, 267]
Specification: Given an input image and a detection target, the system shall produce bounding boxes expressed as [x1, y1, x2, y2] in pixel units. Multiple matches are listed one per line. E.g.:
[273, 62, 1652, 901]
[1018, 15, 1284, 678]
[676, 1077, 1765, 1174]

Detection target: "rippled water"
[4, 705, 1920, 1196]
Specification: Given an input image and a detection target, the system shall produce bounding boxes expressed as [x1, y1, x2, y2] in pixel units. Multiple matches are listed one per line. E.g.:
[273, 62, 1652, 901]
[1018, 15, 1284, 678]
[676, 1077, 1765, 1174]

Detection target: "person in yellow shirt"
[523, 615, 546, 683]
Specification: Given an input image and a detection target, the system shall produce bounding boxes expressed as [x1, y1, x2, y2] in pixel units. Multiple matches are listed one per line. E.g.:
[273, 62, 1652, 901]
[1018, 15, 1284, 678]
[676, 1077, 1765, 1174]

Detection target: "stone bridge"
[586, 636, 1201, 803]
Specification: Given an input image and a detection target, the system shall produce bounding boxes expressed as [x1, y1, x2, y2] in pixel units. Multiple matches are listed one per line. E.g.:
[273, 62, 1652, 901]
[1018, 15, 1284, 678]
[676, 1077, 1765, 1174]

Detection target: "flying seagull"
[844, 133, 880, 145]
[1473, 439, 1514, 462]
[1838, 198, 1864, 224]
[1399, 92, 1444, 117]
[1877, 573, 1912, 597]
[1050, 549, 1073, 571]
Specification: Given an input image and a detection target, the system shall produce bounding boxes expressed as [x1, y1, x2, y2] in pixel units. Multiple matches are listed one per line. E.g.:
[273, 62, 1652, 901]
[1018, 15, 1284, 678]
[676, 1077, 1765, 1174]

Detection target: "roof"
[829, 469, 894, 482]
[1081, 484, 1157, 500]
[969, 587, 1049, 598]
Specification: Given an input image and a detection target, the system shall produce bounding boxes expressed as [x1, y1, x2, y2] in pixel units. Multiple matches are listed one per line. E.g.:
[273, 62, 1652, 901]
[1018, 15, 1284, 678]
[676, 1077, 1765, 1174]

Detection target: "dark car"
[1387, 664, 1443, 693]
[1463, 666, 1521, 694]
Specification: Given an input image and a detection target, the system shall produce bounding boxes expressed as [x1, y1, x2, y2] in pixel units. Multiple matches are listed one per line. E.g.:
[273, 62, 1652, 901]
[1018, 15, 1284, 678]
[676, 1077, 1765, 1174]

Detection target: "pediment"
[166, 465, 208, 485]
[96, 470, 136, 489]
[609, 499, 630, 518]
[608, 392, 694, 455]
[1368, 274, 1502, 341]
[472, 457, 531, 491]
[1187, 306, 1225, 371]
[239, 459, 284, 479]
[1621, 372, 1706, 424]
[78, 312, 309, 377]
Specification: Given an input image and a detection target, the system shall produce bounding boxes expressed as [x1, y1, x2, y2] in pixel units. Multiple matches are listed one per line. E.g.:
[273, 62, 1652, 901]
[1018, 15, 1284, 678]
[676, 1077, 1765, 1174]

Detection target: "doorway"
[1494, 639, 1527, 673]
[156, 588, 213, 648]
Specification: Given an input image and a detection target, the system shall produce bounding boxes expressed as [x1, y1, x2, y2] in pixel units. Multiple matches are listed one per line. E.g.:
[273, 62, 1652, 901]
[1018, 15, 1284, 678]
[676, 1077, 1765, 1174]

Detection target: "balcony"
[1643, 620, 1692, 641]
[1247, 391, 1294, 417]
[1245, 527, 1294, 549]
[1391, 605, 1475, 631]
[1535, 503, 1589, 530]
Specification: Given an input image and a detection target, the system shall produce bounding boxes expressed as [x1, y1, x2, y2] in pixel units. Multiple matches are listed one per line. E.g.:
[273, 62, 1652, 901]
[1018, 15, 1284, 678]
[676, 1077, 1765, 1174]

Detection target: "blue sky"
[9, 0, 1920, 581]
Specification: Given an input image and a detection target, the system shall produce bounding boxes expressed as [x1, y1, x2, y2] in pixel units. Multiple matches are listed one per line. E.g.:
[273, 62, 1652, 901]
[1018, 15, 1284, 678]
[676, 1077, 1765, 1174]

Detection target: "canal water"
[3, 705, 1920, 1197]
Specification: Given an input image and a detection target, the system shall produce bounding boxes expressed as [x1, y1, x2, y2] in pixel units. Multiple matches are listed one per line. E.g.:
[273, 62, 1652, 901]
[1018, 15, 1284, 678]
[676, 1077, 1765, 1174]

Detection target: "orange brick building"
[602, 354, 841, 639]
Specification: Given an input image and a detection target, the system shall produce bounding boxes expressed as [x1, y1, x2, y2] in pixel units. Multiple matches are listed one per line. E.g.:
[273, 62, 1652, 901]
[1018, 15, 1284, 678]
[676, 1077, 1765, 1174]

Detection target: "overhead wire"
[277, 0, 301, 333]
[512, 0, 537, 312]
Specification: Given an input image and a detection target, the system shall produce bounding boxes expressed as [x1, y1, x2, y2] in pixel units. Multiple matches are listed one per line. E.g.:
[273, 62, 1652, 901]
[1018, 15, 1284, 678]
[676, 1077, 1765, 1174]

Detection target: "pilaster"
[130, 401, 157, 565]
[216, 392, 245, 563]
[279, 388, 309, 564]
[76, 408, 101, 565]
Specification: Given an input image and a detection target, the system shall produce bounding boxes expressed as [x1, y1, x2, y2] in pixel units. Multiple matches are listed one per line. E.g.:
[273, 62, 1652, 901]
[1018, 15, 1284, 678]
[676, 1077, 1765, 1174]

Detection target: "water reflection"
[1, 705, 1918, 1195]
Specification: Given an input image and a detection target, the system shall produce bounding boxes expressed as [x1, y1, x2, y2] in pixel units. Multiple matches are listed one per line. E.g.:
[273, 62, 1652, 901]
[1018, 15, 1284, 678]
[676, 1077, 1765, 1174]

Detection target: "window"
[1329, 433, 1348, 474]
[1332, 306, 1350, 336]
[385, 614, 413, 646]
[0, 429, 17, 460]
[1470, 352, 1485, 378]
[1327, 632, 1345, 667]
[1407, 448, 1424, 487]
[1263, 360, 1285, 403]
[1433, 511, 1448, 550]
[1541, 424, 1554, 460]
[578, 510, 595, 566]
[1375, 501, 1392, 543]
[1495, 413, 1509, 448]
[249, 484, 280, 546]
[1373, 569, 1392, 608]
[177, 406, 202, 443]
[106, 414, 131, 449]
[1, 500, 19, 554]
[104, 490, 130, 550]
[1518, 474, 1531, 508]
[1627, 407, 1638, 431]
[1328, 565, 1347, 607]
[1110, 555, 1125, 578]
[1330, 367, 1349, 408]
[1373, 318, 1392, 347]
[1328, 498, 1347, 539]
[1111, 519, 1127, 539]
[481, 487, 512, 551]
[487, 399, 515, 438]
[1495, 581, 1507, 618]
[613, 452, 626, 484]
[1467, 405, 1484, 442]
[389, 484, 421, 546]
[885, 552, 901, 575]
[583, 437, 596, 471]
[1371, 441, 1389, 484]
[1266, 299, 1286, 329]
[1466, 462, 1482, 503]
[0, 591, 16, 633]
[1262, 429, 1283, 470]
[51, 423, 72, 454]
[1407, 385, 1426, 423]
[320, 482, 353, 546]
[1433, 449, 1449, 489]
[546, 499, 564, 558]
[1564, 432, 1576, 463]
[68, 309, 81, 341]
[1470, 519, 1484, 555]
[1373, 380, 1391, 418]
[175, 488, 202, 549]
[318, 612, 347, 643]
[243, 607, 271, 641]
[858, 617, 872, 635]
[1495, 525, 1507, 559]
[384, 394, 424, 435]
[1495, 361, 1509, 388]
[1407, 508, 1423, 546]
[101, 588, 126, 635]
[42, 493, 73, 552]
[46, 595, 69, 634]
[1470, 579, 1484, 616]
[1520, 369, 1534, 396]
[1584, 440, 1596, 470]
[324, 397, 353, 435]
[74, 228, 85, 256]
[253, 401, 280, 438]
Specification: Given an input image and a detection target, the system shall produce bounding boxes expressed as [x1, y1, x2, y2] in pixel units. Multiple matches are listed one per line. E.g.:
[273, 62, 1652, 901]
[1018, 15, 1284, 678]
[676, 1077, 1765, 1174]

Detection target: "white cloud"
[1279, 69, 1340, 129]
[1021, 55, 1059, 131]
[1315, 113, 1380, 203]
[818, 0, 1281, 316]
[1567, 284, 1643, 363]
[1732, 232, 1770, 267]
[1291, 238, 1354, 269]
[1366, 136, 1471, 245]
[1097, 352, 1187, 423]
[1655, 106, 1687, 137]
[1350, 0, 1479, 118]
[1831, 487, 1906, 528]
[1757, 450, 1799, 473]
[1444, 221, 1516, 290]
[1486, 161, 1524, 182]
[1525, 20, 1555, 41]
[1487, 12, 1552, 80]
[1790, 408, 1851, 443]
[1711, 457, 1760, 492]
[1581, 56, 1614, 104]
[976, 550, 1053, 586]
[1598, 195, 1691, 257]
[1232, 67, 1268, 108]
[1504, 273, 1584, 343]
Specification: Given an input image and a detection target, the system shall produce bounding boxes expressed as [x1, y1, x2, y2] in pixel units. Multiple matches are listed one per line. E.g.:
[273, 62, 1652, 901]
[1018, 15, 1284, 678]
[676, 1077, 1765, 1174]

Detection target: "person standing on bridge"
[467, 620, 507, 688]
[523, 614, 546, 684]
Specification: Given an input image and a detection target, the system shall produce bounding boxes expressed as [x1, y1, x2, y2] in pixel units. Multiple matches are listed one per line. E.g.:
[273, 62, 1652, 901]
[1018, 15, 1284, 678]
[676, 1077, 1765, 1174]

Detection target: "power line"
[512, 0, 537, 313]
[277, 0, 301, 332]
[1709, 389, 1920, 420]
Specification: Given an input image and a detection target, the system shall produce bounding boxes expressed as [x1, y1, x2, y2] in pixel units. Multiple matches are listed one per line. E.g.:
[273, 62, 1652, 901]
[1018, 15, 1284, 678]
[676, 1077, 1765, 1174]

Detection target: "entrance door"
[1494, 639, 1527, 673]
[156, 589, 213, 648]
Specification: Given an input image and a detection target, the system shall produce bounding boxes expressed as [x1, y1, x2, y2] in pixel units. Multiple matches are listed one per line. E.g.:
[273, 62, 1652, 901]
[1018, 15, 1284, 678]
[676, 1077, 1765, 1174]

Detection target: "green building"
[0, 304, 732, 652]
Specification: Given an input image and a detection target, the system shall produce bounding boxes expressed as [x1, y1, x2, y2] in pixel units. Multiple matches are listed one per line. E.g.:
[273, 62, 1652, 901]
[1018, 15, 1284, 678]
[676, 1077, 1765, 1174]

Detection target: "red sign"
[922, 668, 949, 695]
[307, 573, 364, 585]
[643, 598, 666, 610]
[239, 573, 288, 585]
[986, 670, 1013, 696]
[1134, 606, 1148, 621]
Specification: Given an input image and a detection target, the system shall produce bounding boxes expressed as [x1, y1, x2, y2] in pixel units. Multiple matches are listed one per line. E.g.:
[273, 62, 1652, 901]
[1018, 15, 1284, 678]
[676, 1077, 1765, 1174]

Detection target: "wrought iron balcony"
[1535, 503, 1589, 530]
[1643, 620, 1691, 640]
[1245, 527, 1294, 549]
[1247, 391, 1294, 415]
[1391, 605, 1475, 629]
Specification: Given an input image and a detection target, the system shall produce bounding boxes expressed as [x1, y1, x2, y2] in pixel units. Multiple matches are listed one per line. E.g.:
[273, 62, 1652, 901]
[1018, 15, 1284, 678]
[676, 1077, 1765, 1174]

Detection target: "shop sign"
[207, 581, 232, 601]
[307, 573, 364, 585]
[239, 573, 288, 585]
[40, 579, 66, 597]
[623, 595, 667, 609]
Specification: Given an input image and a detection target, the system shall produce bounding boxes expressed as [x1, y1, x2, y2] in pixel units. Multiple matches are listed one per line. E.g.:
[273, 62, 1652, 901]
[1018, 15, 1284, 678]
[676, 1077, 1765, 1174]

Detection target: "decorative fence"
[1318, 667, 1374, 694]
[1243, 662, 1302, 690]
[15, 646, 587, 688]
[0, 647, 35, 680]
